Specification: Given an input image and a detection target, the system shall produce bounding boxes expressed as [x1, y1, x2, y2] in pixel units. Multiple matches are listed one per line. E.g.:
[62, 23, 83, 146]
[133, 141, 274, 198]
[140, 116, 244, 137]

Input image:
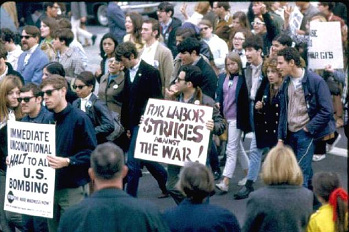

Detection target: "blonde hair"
[0, 75, 23, 122]
[225, 52, 243, 75]
[195, 2, 210, 15]
[261, 146, 303, 186]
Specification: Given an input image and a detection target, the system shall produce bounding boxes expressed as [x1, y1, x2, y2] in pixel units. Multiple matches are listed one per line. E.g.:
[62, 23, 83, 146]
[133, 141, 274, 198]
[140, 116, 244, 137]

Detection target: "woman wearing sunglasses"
[0, 75, 23, 232]
[72, 71, 114, 145]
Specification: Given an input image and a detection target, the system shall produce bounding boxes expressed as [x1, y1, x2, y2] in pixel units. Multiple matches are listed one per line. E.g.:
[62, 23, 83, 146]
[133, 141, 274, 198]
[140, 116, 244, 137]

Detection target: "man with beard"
[17, 25, 49, 84]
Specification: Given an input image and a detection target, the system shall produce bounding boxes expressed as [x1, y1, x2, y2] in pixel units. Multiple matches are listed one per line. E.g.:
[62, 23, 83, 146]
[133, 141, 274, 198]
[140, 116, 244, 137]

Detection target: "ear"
[289, 59, 295, 67]
[129, 53, 134, 60]
[121, 165, 128, 179]
[36, 95, 43, 104]
[88, 167, 95, 180]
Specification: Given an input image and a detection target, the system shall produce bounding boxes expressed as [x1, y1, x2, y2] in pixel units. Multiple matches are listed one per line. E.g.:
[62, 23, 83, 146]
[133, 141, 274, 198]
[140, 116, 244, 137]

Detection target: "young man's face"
[157, 9, 171, 23]
[277, 56, 292, 77]
[52, 37, 63, 51]
[21, 30, 38, 51]
[245, 47, 261, 65]
[19, 90, 40, 115]
[41, 84, 64, 112]
[141, 23, 156, 42]
[175, 71, 188, 93]
[179, 51, 194, 65]
[47, 2, 59, 18]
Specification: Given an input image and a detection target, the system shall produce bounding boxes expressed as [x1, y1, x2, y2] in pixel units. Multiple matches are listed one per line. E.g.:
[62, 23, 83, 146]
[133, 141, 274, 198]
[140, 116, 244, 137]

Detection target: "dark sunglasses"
[17, 96, 35, 103]
[41, 88, 60, 96]
[200, 27, 209, 31]
[72, 85, 86, 90]
[20, 35, 34, 40]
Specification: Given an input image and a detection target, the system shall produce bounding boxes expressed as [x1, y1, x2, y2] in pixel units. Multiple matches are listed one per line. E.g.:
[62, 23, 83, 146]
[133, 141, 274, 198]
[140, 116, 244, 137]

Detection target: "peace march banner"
[5, 121, 55, 218]
[135, 98, 213, 166]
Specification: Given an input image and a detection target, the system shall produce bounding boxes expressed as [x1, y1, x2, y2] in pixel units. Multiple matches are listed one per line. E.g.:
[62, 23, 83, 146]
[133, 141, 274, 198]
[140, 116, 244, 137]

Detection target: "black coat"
[160, 17, 182, 58]
[121, 60, 163, 131]
[195, 57, 217, 100]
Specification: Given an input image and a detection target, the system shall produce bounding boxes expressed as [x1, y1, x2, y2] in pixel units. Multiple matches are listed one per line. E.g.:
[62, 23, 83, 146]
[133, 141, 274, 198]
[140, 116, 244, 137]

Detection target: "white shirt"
[140, 41, 159, 69]
[24, 44, 39, 66]
[7, 45, 23, 70]
[202, 34, 229, 70]
[80, 93, 92, 112]
[291, 68, 305, 90]
[129, 60, 141, 83]
[250, 62, 263, 100]
[0, 65, 8, 81]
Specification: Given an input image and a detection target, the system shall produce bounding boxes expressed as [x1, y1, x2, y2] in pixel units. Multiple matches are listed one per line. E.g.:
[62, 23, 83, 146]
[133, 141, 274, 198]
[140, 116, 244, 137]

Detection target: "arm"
[212, 103, 226, 136]
[107, 3, 126, 30]
[213, 38, 229, 69]
[262, 11, 280, 43]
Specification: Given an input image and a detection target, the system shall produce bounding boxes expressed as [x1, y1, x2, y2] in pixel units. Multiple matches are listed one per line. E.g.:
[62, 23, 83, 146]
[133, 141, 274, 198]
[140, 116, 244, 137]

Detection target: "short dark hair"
[43, 2, 55, 11]
[243, 34, 263, 51]
[76, 71, 96, 90]
[99, 33, 118, 59]
[0, 42, 7, 59]
[91, 142, 125, 180]
[20, 83, 42, 97]
[277, 47, 302, 67]
[179, 65, 202, 88]
[217, 2, 230, 11]
[143, 18, 160, 39]
[318, 2, 335, 11]
[23, 25, 41, 40]
[273, 34, 293, 47]
[40, 74, 68, 90]
[175, 26, 196, 39]
[115, 42, 138, 61]
[54, 28, 74, 47]
[158, 2, 174, 17]
[0, 28, 16, 43]
[177, 37, 200, 55]
[43, 62, 66, 77]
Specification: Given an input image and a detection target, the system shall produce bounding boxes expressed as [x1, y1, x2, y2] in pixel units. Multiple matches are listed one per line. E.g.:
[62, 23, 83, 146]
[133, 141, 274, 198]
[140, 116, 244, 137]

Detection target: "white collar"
[27, 44, 39, 54]
[81, 93, 92, 101]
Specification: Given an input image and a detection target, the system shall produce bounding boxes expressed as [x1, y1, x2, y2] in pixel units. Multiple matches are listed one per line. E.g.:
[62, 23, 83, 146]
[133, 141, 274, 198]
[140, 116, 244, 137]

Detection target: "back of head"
[313, 172, 340, 202]
[217, 2, 230, 11]
[44, 62, 66, 77]
[177, 37, 201, 56]
[176, 162, 214, 202]
[179, 65, 203, 88]
[115, 41, 138, 61]
[195, 2, 210, 15]
[57, 18, 72, 29]
[178, 22, 200, 39]
[91, 142, 125, 180]
[261, 146, 303, 186]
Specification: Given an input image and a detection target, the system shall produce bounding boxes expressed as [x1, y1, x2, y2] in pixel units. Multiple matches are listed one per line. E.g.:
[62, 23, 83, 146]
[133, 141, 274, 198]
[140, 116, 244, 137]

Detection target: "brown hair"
[195, 2, 210, 15]
[0, 75, 23, 121]
[41, 17, 59, 38]
[40, 74, 68, 90]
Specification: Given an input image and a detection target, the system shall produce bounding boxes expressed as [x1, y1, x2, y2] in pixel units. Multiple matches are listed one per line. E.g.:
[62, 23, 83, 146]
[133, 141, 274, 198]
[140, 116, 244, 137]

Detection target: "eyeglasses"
[72, 85, 86, 90]
[200, 27, 209, 31]
[20, 35, 34, 40]
[41, 88, 60, 96]
[233, 37, 245, 41]
[17, 96, 35, 103]
[251, 21, 265, 26]
[108, 59, 121, 65]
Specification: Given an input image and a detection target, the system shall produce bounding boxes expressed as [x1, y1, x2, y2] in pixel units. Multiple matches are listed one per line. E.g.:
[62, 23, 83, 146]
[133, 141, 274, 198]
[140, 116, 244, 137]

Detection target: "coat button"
[276, 113, 279, 116]
[273, 130, 276, 133]
[276, 121, 278, 124]
[265, 121, 267, 124]
[266, 130, 268, 133]
[276, 104, 278, 107]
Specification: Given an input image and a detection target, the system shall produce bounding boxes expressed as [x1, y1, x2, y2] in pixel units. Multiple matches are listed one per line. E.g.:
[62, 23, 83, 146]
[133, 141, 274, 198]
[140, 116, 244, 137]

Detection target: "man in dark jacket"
[165, 65, 225, 204]
[157, 2, 182, 57]
[276, 47, 336, 188]
[40, 74, 97, 232]
[58, 143, 170, 232]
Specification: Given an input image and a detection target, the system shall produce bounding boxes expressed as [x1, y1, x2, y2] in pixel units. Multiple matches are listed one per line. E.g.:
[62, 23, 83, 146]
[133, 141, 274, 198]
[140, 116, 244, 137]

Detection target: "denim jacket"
[278, 69, 336, 141]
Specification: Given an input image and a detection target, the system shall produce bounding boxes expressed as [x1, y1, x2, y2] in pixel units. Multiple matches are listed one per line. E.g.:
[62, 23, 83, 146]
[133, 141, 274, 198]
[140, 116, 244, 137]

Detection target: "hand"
[206, 119, 214, 131]
[80, 16, 86, 23]
[303, 127, 309, 132]
[215, 102, 220, 109]
[324, 64, 335, 73]
[180, 3, 188, 19]
[165, 85, 178, 99]
[6, 156, 10, 167]
[95, 68, 102, 77]
[47, 155, 69, 169]
[255, 101, 263, 110]
[284, 6, 293, 24]
[260, 3, 267, 14]
[126, 130, 131, 139]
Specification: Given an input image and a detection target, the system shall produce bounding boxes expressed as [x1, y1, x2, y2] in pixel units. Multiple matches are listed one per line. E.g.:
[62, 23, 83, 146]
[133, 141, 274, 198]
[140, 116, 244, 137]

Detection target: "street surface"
[81, 3, 347, 225]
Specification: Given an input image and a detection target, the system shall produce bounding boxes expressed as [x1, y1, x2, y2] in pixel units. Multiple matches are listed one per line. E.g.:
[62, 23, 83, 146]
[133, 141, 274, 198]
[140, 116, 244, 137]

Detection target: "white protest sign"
[5, 121, 55, 218]
[308, 21, 343, 69]
[289, 7, 303, 35]
[135, 98, 213, 166]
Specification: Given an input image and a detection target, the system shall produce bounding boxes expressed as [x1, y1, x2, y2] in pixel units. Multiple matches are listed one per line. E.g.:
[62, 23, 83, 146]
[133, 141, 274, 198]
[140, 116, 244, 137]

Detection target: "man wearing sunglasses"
[17, 25, 49, 85]
[40, 75, 97, 232]
[19, 83, 53, 232]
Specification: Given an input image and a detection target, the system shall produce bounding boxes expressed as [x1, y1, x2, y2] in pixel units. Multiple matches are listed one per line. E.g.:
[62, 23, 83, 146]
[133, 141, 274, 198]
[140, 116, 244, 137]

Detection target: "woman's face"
[232, 18, 241, 29]
[267, 67, 282, 85]
[102, 38, 116, 57]
[42, 67, 51, 80]
[108, 57, 122, 74]
[125, 16, 134, 33]
[74, 79, 93, 99]
[7, 87, 20, 108]
[40, 22, 50, 38]
[232, 32, 245, 50]
[226, 58, 239, 74]
[252, 17, 266, 35]
[271, 41, 286, 57]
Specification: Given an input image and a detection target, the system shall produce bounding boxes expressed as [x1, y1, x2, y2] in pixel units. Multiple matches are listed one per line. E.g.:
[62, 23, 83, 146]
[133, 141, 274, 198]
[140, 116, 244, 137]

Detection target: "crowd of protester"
[0, 1, 348, 232]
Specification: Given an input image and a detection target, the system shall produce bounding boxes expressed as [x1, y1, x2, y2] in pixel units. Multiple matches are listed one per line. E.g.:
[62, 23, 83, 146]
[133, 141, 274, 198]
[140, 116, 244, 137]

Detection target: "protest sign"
[5, 121, 55, 218]
[289, 7, 303, 35]
[308, 21, 343, 69]
[135, 98, 213, 166]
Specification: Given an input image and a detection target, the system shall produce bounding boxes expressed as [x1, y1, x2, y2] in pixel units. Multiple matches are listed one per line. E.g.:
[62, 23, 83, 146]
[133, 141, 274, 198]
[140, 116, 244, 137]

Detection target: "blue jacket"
[21, 105, 54, 124]
[53, 104, 97, 189]
[278, 69, 336, 141]
[17, 46, 49, 85]
[216, 72, 251, 134]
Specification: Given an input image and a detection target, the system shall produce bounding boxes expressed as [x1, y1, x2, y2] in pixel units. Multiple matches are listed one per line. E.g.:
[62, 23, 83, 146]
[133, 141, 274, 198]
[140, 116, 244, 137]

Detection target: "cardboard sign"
[289, 7, 303, 35]
[135, 98, 213, 166]
[5, 121, 55, 218]
[308, 21, 343, 69]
